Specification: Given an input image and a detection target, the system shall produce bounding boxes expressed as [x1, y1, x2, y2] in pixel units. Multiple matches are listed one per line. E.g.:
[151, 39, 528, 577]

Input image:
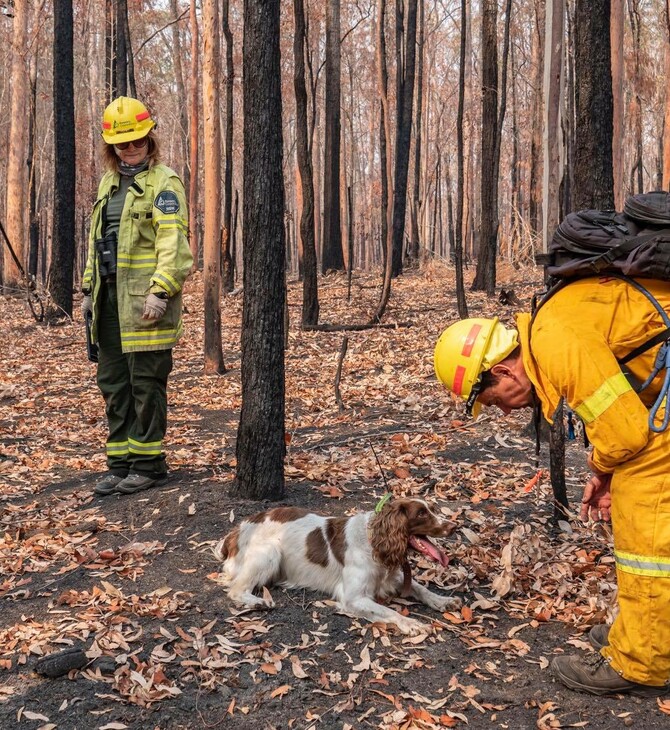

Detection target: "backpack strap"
[619, 326, 670, 365]
[589, 231, 668, 274]
[608, 274, 670, 432]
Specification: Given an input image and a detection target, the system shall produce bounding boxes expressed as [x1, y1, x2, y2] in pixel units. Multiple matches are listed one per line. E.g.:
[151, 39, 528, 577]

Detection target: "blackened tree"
[572, 0, 614, 210]
[235, 0, 286, 500]
[49, 0, 75, 318]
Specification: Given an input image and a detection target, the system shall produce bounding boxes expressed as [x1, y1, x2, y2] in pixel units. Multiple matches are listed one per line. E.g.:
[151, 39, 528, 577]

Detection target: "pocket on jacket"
[130, 203, 155, 247]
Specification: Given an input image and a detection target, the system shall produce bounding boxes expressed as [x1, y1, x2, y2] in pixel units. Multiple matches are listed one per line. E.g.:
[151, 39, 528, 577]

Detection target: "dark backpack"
[535, 191, 670, 280]
[533, 191, 670, 433]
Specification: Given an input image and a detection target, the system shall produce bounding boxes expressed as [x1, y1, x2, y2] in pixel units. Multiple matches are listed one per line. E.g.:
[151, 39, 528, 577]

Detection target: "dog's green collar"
[374, 493, 392, 513]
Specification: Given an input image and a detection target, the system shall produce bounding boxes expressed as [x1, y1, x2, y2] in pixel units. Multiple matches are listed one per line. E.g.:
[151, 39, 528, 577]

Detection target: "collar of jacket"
[516, 312, 561, 424]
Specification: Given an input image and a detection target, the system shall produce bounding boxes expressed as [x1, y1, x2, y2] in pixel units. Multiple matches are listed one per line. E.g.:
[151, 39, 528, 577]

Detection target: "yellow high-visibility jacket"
[83, 164, 193, 352]
[517, 276, 670, 473]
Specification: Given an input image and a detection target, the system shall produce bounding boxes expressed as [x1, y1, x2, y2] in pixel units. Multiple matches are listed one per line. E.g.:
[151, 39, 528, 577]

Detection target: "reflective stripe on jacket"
[83, 164, 193, 352]
[517, 276, 670, 473]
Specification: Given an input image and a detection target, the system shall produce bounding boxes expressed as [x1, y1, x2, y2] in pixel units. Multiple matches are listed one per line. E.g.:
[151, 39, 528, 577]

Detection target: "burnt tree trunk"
[322, 0, 345, 273]
[454, 0, 469, 318]
[390, 0, 418, 278]
[222, 0, 235, 293]
[408, 0, 424, 264]
[573, 0, 614, 211]
[472, 0, 498, 295]
[235, 0, 286, 500]
[294, 0, 319, 325]
[49, 0, 76, 318]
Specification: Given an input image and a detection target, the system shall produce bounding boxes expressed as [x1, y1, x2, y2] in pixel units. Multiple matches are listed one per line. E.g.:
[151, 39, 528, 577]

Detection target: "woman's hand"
[580, 472, 612, 522]
[142, 293, 168, 320]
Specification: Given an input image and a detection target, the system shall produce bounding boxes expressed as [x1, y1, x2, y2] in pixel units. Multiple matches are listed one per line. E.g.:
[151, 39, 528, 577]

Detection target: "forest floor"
[1, 262, 668, 730]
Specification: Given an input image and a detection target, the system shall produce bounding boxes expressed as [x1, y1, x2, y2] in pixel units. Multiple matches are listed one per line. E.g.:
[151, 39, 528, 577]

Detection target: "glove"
[81, 294, 93, 318]
[142, 293, 168, 320]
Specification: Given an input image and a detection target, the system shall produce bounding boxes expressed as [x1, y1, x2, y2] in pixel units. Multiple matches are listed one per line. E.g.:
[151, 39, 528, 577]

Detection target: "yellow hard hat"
[434, 317, 519, 417]
[101, 96, 155, 144]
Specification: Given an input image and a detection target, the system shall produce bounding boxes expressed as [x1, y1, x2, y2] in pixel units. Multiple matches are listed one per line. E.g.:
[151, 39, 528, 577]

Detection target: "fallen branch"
[302, 321, 413, 332]
[334, 336, 349, 412]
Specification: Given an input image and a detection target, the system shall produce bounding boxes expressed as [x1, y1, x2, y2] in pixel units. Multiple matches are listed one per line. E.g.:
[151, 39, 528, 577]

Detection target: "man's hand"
[580, 472, 612, 522]
[81, 294, 93, 318]
[142, 293, 168, 320]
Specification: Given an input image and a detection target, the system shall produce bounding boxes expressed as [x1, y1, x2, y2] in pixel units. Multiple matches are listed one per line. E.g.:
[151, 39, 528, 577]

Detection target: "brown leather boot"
[551, 653, 669, 696]
[588, 624, 609, 651]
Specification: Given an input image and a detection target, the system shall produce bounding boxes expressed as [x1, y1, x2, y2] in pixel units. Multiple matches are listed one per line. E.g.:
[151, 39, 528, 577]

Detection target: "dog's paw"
[396, 618, 430, 636]
[228, 588, 275, 610]
[436, 596, 462, 613]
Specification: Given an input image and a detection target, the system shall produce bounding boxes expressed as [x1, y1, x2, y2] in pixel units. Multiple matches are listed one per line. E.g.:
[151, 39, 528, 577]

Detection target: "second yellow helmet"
[101, 96, 155, 144]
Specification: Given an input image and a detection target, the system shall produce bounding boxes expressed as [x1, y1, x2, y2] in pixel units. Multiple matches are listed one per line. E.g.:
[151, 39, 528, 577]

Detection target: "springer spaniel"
[213, 498, 461, 635]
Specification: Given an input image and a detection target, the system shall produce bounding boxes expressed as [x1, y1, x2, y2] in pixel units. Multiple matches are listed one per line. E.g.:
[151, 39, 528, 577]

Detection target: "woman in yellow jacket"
[81, 97, 193, 496]
[434, 276, 670, 696]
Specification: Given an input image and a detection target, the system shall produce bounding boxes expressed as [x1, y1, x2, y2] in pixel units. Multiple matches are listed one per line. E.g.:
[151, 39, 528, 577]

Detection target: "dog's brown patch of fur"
[217, 529, 239, 559]
[246, 507, 310, 525]
[268, 507, 310, 523]
[306, 528, 329, 567]
[326, 517, 347, 565]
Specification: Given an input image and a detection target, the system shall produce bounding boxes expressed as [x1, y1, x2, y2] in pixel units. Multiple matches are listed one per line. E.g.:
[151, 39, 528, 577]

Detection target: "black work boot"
[94, 473, 126, 496]
[551, 653, 669, 697]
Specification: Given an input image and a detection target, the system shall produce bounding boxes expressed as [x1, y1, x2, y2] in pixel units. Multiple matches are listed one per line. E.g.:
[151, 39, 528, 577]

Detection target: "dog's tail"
[213, 528, 240, 562]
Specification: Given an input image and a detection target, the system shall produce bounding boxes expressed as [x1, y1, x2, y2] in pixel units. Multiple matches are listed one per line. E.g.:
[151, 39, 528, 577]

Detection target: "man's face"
[476, 358, 534, 415]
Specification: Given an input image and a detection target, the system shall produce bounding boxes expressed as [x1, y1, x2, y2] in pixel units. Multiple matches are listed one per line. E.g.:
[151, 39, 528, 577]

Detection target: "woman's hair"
[101, 130, 160, 171]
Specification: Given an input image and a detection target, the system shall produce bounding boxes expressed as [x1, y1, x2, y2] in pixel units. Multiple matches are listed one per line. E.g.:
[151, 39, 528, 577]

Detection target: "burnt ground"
[0, 264, 668, 729]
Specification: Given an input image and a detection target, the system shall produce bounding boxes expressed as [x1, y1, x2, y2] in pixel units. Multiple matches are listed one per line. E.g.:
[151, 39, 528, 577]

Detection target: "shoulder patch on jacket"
[154, 191, 180, 214]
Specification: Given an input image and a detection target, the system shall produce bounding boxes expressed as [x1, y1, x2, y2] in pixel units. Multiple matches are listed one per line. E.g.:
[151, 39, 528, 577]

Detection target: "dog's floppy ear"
[369, 501, 409, 569]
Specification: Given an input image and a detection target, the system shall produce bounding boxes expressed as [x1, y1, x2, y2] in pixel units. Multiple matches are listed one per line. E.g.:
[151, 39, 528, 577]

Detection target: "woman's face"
[114, 135, 149, 166]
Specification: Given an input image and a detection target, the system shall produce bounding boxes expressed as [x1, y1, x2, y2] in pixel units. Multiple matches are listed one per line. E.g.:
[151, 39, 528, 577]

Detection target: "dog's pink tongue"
[409, 536, 449, 567]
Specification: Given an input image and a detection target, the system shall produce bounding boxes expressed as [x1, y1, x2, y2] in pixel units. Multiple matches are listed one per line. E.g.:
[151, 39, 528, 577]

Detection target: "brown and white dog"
[213, 498, 461, 635]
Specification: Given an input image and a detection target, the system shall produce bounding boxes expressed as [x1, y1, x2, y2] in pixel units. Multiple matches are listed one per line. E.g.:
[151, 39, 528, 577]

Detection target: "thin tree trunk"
[454, 0, 468, 318]
[222, 0, 235, 292]
[202, 0, 225, 374]
[105, 0, 115, 98]
[370, 0, 394, 324]
[472, 0, 498, 294]
[188, 0, 200, 268]
[4, 0, 29, 289]
[28, 57, 39, 280]
[115, 0, 128, 96]
[322, 0, 344, 273]
[409, 0, 424, 264]
[529, 0, 545, 239]
[123, 0, 135, 96]
[611, 0, 624, 208]
[170, 0, 189, 190]
[542, 0, 565, 252]
[627, 0, 643, 195]
[664, 2, 670, 189]
[294, 0, 319, 325]
[390, 0, 418, 279]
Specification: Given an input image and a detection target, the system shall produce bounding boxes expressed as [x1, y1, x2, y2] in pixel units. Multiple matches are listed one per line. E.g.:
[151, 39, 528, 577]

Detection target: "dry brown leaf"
[270, 684, 292, 699]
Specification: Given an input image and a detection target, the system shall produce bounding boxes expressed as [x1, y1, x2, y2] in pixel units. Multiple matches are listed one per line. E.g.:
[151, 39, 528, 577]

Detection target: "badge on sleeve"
[154, 191, 180, 214]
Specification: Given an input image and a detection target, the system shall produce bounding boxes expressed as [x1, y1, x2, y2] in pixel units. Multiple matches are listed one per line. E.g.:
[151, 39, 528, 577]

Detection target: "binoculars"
[95, 232, 118, 278]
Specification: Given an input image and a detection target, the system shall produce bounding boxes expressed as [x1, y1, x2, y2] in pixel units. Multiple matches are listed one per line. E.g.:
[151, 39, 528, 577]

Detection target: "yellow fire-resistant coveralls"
[517, 276, 670, 686]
